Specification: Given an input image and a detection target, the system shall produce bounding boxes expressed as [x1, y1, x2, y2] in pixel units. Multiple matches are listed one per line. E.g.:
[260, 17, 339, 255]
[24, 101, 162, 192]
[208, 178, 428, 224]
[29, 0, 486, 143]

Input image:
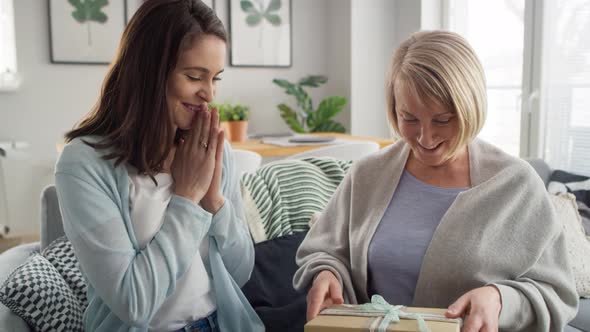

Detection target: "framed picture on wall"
[229, 0, 292, 67]
[48, 0, 126, 64]
[125, 0, 216, 24]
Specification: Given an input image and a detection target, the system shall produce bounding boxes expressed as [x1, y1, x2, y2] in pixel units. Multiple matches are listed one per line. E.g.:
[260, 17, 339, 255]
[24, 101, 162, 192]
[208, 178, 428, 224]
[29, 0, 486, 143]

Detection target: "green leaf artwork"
[68, 0, 109, 46]
[240, 0, 282, 27]
[240, 0, 283, 47]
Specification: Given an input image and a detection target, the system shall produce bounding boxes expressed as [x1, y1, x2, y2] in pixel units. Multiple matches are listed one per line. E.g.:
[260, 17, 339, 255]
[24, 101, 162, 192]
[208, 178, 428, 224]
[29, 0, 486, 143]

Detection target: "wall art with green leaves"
[49, 0, 126, 64]
[229, 0, 292, 67]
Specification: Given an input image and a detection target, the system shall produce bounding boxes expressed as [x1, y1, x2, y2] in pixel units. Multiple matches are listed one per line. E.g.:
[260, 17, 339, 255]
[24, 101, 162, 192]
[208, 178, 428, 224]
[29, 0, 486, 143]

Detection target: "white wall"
[350, 0, 396, 138]
[0, 0, 105, 234]
[0, 0, 434, 234]
[0, 0, 352, 233]
[348, 0, 441, 139]
[326, 0, 352, 131]
[421, 0, 443, 31]
[394, 0, 421, 44]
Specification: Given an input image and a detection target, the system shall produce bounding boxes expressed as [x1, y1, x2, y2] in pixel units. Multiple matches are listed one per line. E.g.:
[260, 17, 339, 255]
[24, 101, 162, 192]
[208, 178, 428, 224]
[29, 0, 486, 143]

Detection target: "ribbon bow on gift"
[359, 295, 430, 332]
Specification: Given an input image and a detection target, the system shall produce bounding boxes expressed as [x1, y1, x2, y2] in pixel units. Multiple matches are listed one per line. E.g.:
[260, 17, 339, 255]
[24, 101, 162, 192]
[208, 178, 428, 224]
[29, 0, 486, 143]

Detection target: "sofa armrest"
[0, 242, 39, 332]
[40, 185, 65, 251]
[0, 305, 31, 332]
[0, 242, 40, 279]
[569, 298, 590, 331]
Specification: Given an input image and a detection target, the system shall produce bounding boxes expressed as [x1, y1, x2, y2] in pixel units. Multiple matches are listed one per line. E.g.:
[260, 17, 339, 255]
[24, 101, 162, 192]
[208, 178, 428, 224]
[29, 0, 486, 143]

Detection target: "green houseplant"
[212, 102, 250, 142]
[272, 75, 347, 133]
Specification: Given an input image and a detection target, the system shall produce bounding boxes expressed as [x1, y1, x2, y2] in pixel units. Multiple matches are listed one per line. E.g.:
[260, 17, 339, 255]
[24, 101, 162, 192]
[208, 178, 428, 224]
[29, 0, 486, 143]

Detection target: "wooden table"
[56, 133, 396, 158]
[230, 133, 395, 158]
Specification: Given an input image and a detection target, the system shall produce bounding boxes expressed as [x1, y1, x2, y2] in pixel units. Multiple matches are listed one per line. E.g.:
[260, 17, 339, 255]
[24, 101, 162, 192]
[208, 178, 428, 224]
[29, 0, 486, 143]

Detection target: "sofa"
[0, 158, 588, 331]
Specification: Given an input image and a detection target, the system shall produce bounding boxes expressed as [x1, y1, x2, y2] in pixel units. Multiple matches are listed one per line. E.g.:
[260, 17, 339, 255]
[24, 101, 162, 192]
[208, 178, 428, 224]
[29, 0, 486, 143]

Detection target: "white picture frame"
[124, 0, 143, 23]
[125, 0, 216, 23]
[48, 0, 125, 65]
[229, 0, 292, 67]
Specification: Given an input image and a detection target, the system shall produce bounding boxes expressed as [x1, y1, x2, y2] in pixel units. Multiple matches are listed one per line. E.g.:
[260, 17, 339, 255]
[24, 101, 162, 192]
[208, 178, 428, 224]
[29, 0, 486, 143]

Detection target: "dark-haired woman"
[55, 1, 263, 331]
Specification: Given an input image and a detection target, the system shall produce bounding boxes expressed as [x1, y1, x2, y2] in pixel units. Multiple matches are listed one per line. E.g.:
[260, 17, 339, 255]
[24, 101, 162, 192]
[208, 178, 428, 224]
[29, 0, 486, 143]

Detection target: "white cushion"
[550, 193, 590, 298]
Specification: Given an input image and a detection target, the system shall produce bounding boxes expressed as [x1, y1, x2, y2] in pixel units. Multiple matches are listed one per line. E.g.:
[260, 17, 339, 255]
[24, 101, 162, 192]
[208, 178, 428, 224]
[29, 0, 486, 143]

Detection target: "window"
[445, 0, 525, 157]
[0, 0, 20, 91]
[541, 0, 590, 176]
[446, 0, 590, 175]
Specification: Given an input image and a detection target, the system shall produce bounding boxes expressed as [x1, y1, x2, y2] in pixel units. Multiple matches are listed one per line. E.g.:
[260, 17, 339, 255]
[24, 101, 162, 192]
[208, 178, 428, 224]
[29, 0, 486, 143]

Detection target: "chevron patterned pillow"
[42, 236, 88, 308]
[0, 253, 84, 332]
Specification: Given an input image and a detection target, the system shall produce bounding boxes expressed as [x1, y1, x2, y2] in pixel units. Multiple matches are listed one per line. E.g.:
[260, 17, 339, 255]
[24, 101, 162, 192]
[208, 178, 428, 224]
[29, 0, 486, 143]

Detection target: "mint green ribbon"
[358, 295, 430, 332]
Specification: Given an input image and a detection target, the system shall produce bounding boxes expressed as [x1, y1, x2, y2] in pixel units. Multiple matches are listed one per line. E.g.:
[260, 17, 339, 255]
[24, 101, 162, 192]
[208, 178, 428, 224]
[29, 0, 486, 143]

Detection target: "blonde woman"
[294, 31, 578, 331]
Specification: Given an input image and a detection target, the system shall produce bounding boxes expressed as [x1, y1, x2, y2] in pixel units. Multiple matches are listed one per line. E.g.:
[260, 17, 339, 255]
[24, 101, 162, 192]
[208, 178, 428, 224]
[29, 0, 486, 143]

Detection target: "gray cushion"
[570, 298, 590, 331]
[0, 243, 38, 332]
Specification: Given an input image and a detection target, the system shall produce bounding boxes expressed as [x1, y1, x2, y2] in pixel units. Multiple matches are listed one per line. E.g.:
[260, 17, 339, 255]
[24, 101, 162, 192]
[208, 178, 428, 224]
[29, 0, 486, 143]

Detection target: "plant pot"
[225, 121, 248, 142]
[220, 121, 231, 137]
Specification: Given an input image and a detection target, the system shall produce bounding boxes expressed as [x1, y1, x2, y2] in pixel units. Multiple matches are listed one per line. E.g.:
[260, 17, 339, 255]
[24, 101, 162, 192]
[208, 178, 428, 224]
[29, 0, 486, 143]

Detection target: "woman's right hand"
[306, 270, 344, 321]
[172, 107, 220, 204]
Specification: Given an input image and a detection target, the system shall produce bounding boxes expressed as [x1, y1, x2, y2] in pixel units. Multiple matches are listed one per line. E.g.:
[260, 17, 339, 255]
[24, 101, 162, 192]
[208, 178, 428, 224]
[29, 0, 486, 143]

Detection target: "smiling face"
[395, 85, 465, 168]
[166, 34, 226, 130]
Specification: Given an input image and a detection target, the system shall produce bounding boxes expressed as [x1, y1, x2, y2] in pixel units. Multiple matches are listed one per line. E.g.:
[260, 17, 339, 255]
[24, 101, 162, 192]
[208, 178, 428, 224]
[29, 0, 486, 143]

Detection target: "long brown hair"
[65, 0, 227, 176]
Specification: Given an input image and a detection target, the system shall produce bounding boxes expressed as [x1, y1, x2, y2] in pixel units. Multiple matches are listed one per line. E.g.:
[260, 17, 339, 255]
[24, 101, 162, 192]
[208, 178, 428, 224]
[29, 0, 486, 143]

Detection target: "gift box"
[305, 296, 461, 332]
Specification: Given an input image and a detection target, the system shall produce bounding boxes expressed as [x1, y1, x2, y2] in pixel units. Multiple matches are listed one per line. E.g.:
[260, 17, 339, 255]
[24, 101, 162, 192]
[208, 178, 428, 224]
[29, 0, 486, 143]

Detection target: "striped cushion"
[240, 157, 352, 243]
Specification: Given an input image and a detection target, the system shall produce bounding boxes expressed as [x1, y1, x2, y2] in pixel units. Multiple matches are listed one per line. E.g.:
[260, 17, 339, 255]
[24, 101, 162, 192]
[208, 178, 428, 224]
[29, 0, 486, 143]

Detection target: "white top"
[127, 167, 216, 332]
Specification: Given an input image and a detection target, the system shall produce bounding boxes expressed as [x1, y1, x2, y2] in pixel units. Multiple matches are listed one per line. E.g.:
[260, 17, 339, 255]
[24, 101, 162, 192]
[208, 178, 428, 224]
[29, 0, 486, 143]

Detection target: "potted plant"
[272, 75, 347, 133]
[212, 102, 250, 142]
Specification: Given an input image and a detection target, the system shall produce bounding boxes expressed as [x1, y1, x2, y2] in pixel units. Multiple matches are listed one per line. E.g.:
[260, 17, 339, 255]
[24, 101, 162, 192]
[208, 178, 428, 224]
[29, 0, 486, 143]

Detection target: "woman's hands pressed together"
[446, 286, 502, 332]
[172, 107, 226, 214]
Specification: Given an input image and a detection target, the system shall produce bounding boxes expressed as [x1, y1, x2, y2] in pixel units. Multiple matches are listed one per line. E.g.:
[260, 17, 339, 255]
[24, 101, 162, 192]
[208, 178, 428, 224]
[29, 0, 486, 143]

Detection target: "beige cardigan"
[293, 139, 578, 331]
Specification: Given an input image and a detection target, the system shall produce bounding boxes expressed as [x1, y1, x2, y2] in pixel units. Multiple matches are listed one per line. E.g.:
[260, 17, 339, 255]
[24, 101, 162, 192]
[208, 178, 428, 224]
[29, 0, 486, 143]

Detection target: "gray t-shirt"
[367, 170, 467, 305]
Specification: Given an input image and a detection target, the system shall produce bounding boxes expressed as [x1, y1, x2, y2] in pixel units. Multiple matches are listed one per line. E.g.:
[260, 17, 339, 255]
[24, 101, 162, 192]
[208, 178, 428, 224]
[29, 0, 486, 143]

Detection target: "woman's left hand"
[200, 109, 226, 214]
[445, 285, 502, 332]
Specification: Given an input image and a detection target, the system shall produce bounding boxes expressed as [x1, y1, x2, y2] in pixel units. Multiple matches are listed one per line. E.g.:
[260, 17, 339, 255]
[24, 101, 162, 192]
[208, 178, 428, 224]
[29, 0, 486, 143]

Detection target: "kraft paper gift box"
[305, 296, 461, 332]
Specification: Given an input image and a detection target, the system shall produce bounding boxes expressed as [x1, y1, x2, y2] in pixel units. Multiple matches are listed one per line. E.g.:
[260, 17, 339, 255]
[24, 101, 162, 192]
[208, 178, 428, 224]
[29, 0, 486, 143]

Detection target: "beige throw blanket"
[294, 139, 578, 331]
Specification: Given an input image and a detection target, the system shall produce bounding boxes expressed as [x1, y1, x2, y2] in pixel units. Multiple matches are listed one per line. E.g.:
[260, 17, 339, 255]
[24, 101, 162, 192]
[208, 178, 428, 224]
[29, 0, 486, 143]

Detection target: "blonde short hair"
[386, 30, 487, 158]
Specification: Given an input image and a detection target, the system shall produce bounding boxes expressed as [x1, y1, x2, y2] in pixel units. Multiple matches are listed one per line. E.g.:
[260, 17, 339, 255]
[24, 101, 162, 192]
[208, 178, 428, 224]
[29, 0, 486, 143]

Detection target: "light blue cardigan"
[55, 136, 264, 332]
